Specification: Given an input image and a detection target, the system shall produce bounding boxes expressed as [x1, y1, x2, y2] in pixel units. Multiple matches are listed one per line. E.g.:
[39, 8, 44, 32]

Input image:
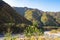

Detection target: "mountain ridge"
[0, 0, 32, 33]
[13, 7, 60, 26]
[0, 1, 32, 24]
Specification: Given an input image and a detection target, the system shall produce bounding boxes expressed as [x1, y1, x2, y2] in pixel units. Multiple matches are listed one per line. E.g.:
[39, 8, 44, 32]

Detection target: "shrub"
[24, 25, 43, 37]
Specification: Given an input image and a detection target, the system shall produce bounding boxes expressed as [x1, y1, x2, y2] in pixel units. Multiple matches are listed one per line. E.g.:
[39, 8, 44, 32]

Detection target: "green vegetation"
[24, 25, 43, 37]
[0, 1, 60, 39]
[24, 21, 43, 37]
[4, 32, 12, 40]
[4, 32, 19, 40]
[25, 10, 33, 21]
[0, 1, 32, 34]
[41, 13, 48, 25]
[0, 1, 60, 40]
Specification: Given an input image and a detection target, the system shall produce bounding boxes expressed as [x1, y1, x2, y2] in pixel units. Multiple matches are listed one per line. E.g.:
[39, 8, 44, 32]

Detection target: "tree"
[25, 10, 33, 21]
[4, 23, 15, 33]
[33, 20, 39, 27]
[24, 25, 43, 37]
[41, 13, 48, 25]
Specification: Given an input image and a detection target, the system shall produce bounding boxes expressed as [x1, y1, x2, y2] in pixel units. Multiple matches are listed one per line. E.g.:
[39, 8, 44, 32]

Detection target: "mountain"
[13, 7, 35, 16]
[13, 7, 60, 26]
[0, 1, 32, 24]
[0, 0, 32, 33]
[13, 7, 43, 23]
[47, 12, 60, 24]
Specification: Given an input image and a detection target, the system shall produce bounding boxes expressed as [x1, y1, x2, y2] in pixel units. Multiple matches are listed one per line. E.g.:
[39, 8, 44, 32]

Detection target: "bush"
[24, 25, 43, 37]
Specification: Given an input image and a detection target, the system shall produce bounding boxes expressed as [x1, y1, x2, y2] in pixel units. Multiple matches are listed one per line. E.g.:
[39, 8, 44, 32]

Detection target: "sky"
[3, 0, 60, 12]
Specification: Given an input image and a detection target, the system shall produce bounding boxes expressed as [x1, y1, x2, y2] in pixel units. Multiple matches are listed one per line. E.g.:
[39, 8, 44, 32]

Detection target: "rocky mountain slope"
[13, 7, 60, 26]
[0, 0, 32, 33]
[0, 1, 32, 24]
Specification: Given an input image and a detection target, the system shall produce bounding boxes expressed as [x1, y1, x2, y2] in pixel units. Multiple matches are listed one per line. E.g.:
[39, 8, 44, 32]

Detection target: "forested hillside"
[0, 0, 60, 34]
[14, 7, 60, 27]
[0, 1, 32, 33]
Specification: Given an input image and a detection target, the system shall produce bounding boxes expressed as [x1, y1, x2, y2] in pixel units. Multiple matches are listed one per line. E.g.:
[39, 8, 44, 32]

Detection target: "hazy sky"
[3, 0, 60, 12]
